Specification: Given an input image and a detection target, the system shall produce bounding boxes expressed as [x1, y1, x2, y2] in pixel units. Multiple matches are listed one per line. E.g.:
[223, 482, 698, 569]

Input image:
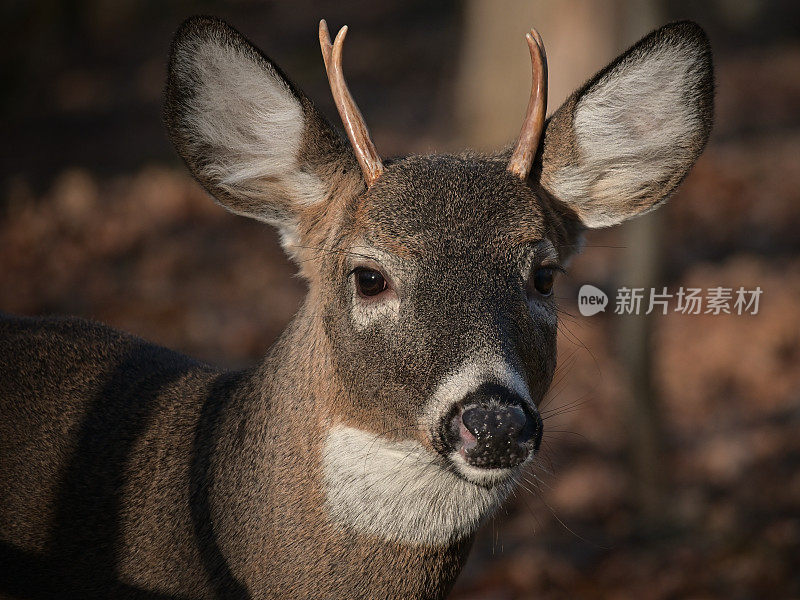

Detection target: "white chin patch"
[322, 425, 512, 546]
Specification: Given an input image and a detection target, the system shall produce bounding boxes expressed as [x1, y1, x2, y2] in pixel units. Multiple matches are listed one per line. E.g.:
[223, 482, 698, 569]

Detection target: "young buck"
[0, 16, 713, 600]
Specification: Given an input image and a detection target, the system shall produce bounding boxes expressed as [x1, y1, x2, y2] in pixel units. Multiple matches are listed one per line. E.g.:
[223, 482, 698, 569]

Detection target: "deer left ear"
[539, 20, 714, 229]
[164, 17, 363, 257]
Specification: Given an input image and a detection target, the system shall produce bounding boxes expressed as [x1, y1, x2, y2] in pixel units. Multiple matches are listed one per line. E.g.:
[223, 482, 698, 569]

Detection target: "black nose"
[448, 383, 542, 469]
[462, 403, 529, 442]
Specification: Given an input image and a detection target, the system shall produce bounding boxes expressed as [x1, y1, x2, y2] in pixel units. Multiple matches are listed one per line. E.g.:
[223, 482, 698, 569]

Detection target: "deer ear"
[539, 21, 713, 229]
[165, 17, 362, 251]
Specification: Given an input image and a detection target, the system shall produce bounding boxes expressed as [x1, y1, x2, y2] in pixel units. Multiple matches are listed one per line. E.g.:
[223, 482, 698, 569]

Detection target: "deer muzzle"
[442, 382, 542, 470]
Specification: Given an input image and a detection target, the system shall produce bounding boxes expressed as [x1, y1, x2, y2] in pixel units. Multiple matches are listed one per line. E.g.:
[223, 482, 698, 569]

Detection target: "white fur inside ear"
[176, 33, 326, 215]
[322, 426, 511, 546]
[551, 37, 706, 228]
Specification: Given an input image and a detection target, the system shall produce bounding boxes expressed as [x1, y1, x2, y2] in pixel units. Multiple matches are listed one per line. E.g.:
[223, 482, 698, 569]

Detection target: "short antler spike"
[507, 28, 548, 180]
[319, 20, 384, 187]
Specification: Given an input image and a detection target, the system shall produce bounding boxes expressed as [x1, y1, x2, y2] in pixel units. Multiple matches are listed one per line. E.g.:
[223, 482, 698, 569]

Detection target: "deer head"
[164, 17, 712, 545]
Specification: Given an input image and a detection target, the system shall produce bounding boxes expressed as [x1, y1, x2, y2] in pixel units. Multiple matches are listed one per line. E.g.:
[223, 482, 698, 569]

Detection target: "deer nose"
[462, 404, 528, 441]
[450, 383, 542, 469]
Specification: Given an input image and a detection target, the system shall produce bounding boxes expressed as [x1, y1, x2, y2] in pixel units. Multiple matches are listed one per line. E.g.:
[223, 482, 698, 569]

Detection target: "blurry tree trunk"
[455, 0, 620, 149]
[618, 209, 666, 522]
[615, 0, 666, 524]
[455, 0, 667, 521]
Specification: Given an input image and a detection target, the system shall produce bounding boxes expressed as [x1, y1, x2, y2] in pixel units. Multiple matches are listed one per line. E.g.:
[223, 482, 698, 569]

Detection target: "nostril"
[517, 412, 543, 450]
[516, 414, 536, 445]
[504, 405, 527, 436]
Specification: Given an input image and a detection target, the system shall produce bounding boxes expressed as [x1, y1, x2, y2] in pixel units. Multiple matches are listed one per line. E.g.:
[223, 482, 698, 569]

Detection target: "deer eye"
[528, 267, 555, 298]
[354, 268, 388, 297]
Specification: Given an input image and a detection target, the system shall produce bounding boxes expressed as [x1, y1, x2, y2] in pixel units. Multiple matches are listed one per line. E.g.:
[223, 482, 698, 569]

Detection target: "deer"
[0, 15, 713, 600]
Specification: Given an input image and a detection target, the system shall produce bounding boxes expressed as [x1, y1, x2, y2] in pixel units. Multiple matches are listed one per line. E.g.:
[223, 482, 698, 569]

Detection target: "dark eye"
[528, 267, 555, 297]
[355, 268, 387, 297]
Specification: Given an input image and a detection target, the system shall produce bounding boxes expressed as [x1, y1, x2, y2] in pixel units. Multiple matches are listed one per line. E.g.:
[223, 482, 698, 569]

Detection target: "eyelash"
[541, 264, 566, 276]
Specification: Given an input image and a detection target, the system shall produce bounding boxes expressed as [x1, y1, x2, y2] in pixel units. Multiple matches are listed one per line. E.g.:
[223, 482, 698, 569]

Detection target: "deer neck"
[204, 301, 488, 598]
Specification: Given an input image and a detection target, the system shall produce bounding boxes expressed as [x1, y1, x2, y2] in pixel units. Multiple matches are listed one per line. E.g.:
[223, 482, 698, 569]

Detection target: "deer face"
[165, 17, 712, 544]
[323, 155, 566, 479]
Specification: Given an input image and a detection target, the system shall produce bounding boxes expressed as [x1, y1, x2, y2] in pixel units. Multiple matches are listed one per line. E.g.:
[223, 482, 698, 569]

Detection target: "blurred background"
[1, 0, 799, 598]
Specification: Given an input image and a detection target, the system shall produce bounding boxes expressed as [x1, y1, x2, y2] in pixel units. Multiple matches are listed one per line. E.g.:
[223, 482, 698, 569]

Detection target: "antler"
[507, 29, 548, 180]
[319, 20, 384, 187]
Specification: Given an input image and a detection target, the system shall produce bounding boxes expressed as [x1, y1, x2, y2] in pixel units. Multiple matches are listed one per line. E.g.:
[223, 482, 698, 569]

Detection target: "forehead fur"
[352, 154, 547, 251]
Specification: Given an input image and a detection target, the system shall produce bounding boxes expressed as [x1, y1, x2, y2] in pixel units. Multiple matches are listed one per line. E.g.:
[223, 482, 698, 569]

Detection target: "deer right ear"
[538, 21, 714, 229]
[164, 17, 362, 252]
